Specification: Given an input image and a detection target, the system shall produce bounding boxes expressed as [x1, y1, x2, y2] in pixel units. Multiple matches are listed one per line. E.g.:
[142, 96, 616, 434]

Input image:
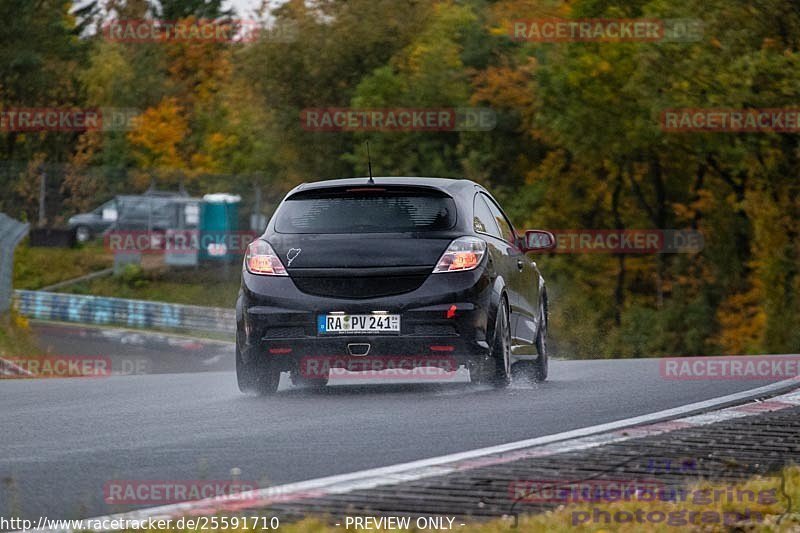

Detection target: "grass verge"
[0, 311, 38, 357]
[13, 242, 112, 290]
[13, 242, 239, 308]
[57, 263, 240, 308]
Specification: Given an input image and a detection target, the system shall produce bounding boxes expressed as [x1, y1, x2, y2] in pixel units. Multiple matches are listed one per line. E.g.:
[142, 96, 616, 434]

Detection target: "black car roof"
[288, 177, 483, 197]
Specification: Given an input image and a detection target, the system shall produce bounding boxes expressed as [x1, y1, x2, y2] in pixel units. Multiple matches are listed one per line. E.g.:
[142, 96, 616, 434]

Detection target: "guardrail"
[13, 290, 235, 335]
[0, 214, 30, 313]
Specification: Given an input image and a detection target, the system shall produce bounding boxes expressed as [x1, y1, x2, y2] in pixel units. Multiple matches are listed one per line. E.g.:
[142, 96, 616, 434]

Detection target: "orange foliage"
[715, 284, 767, 353]
[127, 97, 189, 177]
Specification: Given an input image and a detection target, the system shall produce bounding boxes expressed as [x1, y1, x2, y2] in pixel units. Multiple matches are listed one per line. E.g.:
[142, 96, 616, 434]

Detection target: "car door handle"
[517, 259, 524, 270]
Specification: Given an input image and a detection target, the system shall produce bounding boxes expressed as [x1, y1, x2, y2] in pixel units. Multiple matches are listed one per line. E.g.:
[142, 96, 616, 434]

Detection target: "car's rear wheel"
[235, 344, 252, 392]
[236, 344, 281, 395]
[531, 307, 548, 382]
[513, 300, 548, 383]
[472, 300, 511, 388]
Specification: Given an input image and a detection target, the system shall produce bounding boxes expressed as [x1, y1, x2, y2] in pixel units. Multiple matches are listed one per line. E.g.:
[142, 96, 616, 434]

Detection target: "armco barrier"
[0, 214, 30, 313]
[13, 290, 235, 335]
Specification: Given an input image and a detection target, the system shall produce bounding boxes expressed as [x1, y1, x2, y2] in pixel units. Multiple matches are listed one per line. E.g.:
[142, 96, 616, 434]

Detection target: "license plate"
[318, 314, 400, 334]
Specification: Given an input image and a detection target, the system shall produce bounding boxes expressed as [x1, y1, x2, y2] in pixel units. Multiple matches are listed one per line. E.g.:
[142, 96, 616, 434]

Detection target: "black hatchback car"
[236, 177, 552, 393]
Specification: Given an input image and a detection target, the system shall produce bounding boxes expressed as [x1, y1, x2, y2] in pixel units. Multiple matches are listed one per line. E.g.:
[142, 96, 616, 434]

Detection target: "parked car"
[112, 195, 183, 232]
[235, 176, 553, 394]
[67, 199, 118, 243]
[68, 190, 190, 242]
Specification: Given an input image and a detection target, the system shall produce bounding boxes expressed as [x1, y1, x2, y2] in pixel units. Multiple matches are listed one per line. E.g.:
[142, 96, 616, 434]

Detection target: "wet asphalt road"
[0, 323, 792, 522]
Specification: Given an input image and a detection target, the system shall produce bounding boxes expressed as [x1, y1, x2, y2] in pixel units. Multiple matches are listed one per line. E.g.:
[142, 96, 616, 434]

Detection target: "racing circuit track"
[1, 322, 796, 522]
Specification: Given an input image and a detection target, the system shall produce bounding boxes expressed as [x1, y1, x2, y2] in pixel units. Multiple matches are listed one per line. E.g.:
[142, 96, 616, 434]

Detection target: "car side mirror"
[520, 230, 556, 253]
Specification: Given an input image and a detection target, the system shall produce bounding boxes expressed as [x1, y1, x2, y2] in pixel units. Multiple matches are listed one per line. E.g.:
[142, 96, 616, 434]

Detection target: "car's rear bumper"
[247, 335, 488, 373]
[238, 268, 494, 369]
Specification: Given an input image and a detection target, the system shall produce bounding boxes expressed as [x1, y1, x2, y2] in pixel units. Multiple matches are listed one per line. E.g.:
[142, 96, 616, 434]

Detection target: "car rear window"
[275, 188, 457, 234]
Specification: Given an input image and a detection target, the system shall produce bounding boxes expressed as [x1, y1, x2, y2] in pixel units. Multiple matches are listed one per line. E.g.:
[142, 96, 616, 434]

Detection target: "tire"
[75, 226, 92, 243]
[513, 300, 548, 383]
[472, 299, 511, 388]
[531, 307, 548, 382]
[236, 344, 255, 392]
[236, 344, 281, 395]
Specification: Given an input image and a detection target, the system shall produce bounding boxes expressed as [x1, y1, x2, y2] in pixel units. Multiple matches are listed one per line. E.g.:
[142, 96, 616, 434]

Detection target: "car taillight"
[245, 240, 288, 276]
[433, 237, 487, 273]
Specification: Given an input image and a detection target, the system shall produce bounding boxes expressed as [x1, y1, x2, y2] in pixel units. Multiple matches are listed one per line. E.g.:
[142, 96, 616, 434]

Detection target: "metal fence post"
[0, 213, 30, 313]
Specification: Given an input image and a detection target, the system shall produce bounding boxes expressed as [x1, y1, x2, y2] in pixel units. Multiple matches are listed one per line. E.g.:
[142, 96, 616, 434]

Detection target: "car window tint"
[276, 192, 456, 234]
[483, 194, 515, 243]
[473, 194, 502, 239]
[123, 202, 150, 217]
[152, 200, 174, 215]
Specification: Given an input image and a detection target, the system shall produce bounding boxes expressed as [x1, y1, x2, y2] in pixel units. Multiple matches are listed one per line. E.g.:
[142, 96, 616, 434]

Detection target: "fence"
[13, 290, 235, 335]
[0, 214, 30, 313]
